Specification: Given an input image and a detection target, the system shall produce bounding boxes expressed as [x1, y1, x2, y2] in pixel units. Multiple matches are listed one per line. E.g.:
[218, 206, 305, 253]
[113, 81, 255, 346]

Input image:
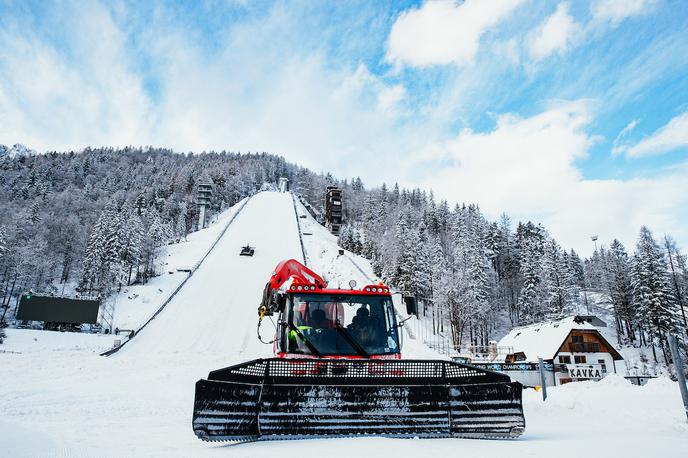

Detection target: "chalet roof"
[575, 315, 608, 327]
[497, 316, 621, 361]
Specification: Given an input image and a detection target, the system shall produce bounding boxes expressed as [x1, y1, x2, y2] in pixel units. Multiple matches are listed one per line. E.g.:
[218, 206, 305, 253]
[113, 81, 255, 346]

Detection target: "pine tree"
[338, 225, 352, 252]
[29, 202, 41, 225]
[0, 227, 6, 261]
[175, 201, 189, 240]
[585, 248, 608, 290]
[542, 238, 576, 318]
[495, 214, 520, 325]
[428, 236, 445, 332]
[80, 207, 117, 294]
[631, 226, 679, 362]
[516, 222, 546, 324]
[568, 249, 585, 287]
[606, 239, 634, 343]
[414, 222, 433, 312]
[663, 235, 688, 334]
[118, 210, 145, 286]
[392, 210, 417, 294]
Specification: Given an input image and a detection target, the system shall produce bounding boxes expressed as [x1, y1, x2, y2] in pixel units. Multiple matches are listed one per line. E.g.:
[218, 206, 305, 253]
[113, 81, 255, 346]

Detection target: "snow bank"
[523, 374, 688, 453]
[0, 419, 83, 458]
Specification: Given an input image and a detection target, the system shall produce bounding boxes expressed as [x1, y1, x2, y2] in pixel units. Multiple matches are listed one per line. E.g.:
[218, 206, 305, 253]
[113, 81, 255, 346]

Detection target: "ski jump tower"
[325, 186, 343, 235]
[278, 177, 289, 192]
[197, 182, 213, 229]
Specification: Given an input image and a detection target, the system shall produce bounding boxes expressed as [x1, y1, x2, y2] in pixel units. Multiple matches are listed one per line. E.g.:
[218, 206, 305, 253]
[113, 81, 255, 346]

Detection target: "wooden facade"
[556, 330, 623, 360]
[555, 329, 622, 384]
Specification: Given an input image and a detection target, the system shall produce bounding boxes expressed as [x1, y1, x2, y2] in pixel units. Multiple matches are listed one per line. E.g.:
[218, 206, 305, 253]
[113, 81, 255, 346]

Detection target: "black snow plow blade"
[192, 358, 525, 442]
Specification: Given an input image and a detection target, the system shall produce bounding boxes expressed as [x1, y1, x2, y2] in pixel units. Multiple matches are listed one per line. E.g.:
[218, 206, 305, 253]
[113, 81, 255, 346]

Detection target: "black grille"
[193, 362, 525, 441]
[208, 358, 508, 385]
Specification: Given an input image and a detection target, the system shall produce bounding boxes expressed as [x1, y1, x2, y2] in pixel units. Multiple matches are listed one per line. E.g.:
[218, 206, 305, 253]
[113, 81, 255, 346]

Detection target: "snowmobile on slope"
[192, 259, 525, 442]
[239, 244, 255, 256]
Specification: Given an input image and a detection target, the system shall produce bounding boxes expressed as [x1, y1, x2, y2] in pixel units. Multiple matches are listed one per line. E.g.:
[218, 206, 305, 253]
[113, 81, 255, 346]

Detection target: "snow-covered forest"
[337, 181, 688, 362]
[1, 145, 686, 360]
[0, 145, 312, 298]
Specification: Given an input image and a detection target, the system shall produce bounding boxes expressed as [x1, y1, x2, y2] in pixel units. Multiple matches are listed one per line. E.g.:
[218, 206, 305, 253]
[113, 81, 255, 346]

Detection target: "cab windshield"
[285, 293, 400, 356]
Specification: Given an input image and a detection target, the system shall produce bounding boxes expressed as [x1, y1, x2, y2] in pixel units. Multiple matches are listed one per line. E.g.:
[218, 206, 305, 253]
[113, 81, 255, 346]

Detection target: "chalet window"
[572, 335, 583, 343]
[598, 359, 607, 372]
[559, 355, 571, 364]
[574, 355, 586, 364]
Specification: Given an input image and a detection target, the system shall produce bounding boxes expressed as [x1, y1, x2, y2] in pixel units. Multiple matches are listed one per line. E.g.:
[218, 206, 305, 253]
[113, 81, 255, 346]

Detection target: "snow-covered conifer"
[605, 239, 634, 341]
[631, 226, 680, 360]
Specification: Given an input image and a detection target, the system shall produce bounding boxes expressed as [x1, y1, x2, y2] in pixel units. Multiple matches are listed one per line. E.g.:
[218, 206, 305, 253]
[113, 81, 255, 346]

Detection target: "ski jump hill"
[118, 191, 303, 358]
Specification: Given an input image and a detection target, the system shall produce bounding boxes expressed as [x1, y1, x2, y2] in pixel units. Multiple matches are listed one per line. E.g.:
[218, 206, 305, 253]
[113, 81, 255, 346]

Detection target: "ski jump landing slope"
[120, 191, 303, 358]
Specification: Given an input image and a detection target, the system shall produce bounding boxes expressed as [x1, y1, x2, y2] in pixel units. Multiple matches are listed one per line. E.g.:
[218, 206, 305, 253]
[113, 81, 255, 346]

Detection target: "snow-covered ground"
[1, 191, 686, 457]
[2, 351, 686, 457]
[0, 328, 119, 354]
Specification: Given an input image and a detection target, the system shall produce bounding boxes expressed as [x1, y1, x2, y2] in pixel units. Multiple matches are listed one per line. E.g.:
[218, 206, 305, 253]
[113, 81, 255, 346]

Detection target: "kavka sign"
[567, 365, 604, 379]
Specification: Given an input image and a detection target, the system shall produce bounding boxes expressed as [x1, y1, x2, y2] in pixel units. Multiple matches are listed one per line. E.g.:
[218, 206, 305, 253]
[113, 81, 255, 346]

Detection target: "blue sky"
[0, 0, 686, 254]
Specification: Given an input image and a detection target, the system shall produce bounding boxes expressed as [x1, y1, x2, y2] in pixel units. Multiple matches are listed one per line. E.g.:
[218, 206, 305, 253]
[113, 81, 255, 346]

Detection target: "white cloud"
[614, 112, 688, 157]
[386, 0, 524, 68]
[0, 3, 418, 177]
[611, 119, 639, 155]
[0, 4, 153, 151]
[408, 101, 688, 254]
[377, 84, 407, 114]
[527, 3, 581, 61]
[592, 0, 655, 26]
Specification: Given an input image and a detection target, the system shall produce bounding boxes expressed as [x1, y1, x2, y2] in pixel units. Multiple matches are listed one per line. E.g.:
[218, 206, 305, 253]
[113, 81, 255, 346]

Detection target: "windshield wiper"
[286, 321, 323, 358]
[334, 320, 369, 358]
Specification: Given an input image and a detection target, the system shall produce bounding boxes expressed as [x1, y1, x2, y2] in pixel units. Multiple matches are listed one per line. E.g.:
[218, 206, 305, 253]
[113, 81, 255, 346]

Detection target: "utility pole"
[585, 235, 599, 315]
[538, 357, 548, 401]
[668, 335, 688, 422]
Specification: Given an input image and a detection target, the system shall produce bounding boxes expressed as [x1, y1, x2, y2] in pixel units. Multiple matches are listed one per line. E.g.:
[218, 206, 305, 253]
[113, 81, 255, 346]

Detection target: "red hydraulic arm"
[259, 259, 326, 319]
[269, 259, 326, 291]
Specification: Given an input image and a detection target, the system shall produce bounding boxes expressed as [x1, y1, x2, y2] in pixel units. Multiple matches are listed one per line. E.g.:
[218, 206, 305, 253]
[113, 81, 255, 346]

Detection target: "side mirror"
[403, 296, 418, 316]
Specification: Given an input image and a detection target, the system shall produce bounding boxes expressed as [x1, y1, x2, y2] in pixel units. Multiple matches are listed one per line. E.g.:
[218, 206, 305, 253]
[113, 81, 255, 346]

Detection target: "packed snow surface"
[1, 192, 686, 457]
[0, 328, 119, 354]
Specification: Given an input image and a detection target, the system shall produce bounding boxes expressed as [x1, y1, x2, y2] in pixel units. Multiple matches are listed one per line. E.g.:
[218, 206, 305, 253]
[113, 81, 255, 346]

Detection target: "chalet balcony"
[570, 342, 601, 353]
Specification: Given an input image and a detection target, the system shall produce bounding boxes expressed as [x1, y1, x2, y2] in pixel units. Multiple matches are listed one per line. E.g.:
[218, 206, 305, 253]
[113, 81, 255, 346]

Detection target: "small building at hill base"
[493, 316, 623, 386]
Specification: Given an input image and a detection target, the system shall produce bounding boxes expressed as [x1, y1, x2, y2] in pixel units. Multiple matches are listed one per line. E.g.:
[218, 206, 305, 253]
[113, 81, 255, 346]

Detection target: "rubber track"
[100, 196, 253, 356]
[199, 431, 520, 445]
